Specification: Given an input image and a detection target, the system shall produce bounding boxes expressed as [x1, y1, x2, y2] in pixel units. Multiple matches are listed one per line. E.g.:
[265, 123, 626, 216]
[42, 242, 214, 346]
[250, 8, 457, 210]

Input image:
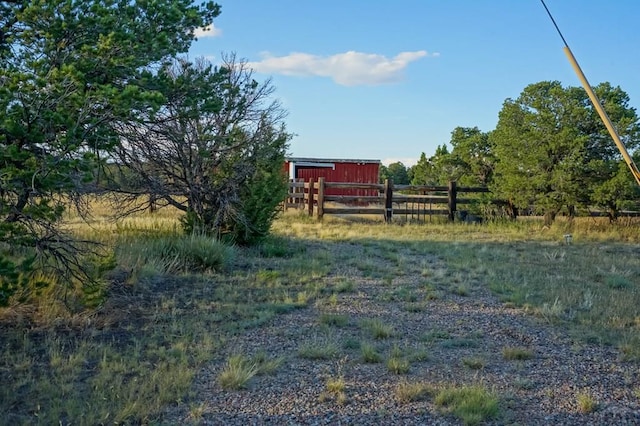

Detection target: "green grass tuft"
[576, 391, 598, 413]
[319, 313, 349, 327]
[395, 380, 434, 403]
[387, 356, 410, 374]
[435, 384, 499, 425]
[298, 338, 339, 360]
[360, 318, 394, 339]
[218, 355, 258, 390]
[360, 342, 382, 363]
[501, 347, 534, 361]
[462, 357, 486, 370]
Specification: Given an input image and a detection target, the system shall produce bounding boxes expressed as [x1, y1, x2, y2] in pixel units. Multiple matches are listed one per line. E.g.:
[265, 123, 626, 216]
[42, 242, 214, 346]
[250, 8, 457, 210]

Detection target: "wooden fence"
[284, 178, 493, 222]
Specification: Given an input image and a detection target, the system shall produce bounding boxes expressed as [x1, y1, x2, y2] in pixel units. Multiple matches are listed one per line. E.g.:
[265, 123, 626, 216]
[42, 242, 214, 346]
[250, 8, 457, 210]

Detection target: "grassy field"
[1, 202, 639, 424]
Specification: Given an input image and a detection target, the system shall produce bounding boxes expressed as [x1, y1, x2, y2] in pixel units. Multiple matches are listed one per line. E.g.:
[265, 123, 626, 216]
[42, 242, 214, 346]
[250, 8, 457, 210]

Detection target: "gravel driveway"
[165, 240, 640, 425]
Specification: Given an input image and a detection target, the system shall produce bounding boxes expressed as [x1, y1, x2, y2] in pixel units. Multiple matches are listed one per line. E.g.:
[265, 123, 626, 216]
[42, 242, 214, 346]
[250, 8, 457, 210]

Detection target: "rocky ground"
[164, 241, 640, 425]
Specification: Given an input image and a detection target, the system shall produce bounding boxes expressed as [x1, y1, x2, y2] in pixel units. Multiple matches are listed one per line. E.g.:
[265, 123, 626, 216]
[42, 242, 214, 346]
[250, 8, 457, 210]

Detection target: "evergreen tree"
[0, 0, 219, 303]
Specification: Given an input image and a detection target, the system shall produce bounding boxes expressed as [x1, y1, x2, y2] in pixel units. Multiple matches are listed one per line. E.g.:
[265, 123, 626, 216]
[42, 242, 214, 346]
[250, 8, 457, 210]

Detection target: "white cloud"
[194, 24, 222, 38]
[247, 50, 437, 86]
[382, 157, 418, 167]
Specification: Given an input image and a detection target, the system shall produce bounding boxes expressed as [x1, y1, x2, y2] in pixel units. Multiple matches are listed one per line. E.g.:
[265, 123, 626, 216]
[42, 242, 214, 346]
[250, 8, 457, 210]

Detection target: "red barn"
[284, 157, 381, 196]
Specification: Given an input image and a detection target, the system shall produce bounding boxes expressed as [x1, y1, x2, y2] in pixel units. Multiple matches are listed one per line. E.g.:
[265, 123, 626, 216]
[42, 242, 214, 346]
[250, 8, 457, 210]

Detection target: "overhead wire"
[538, 0, 640, 186]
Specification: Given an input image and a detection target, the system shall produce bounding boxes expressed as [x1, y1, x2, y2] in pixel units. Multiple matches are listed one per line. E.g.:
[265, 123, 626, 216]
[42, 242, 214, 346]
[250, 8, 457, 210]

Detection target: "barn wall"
[294, 162, 380, 196]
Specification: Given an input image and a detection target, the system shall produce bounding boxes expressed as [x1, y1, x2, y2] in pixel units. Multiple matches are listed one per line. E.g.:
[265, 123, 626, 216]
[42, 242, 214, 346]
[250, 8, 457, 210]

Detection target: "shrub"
[230, 136, 289, 245]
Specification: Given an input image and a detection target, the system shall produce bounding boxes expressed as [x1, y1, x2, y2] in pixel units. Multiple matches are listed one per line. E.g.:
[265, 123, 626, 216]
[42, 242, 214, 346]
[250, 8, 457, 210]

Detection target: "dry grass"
[218, 355, 259, 390]
[501, 347, 534, 361]
[1, 204, 639, 423]
[387, 356, 411, 374]
[576, 391, 598, 413]
[395, 379, 434, 403]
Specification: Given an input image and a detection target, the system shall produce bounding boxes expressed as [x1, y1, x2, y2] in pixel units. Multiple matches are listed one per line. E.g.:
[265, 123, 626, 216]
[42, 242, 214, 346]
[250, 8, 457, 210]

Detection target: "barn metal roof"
[285, 157, 381, 164]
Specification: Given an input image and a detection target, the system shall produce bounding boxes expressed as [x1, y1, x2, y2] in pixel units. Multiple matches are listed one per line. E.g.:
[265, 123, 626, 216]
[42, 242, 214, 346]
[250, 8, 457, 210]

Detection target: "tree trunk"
[6, 188, 30, 223]
[507, 201, 518, 220]
[543, 210, 556, 226]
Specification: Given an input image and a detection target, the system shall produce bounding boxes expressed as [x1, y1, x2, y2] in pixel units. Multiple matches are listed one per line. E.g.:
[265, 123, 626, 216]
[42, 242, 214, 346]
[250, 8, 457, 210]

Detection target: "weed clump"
[435, 384, 499, 425]
[501, 347, 534, 361]
[218, 355, 258, 390]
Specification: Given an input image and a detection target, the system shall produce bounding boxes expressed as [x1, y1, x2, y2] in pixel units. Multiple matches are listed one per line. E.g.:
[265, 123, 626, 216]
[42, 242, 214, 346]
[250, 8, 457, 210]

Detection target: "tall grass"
[117, 233, 234, 277]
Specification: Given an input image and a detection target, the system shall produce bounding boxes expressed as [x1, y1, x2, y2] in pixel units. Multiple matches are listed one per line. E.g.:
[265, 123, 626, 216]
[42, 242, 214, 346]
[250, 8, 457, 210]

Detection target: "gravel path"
[165, 241, 640, 425]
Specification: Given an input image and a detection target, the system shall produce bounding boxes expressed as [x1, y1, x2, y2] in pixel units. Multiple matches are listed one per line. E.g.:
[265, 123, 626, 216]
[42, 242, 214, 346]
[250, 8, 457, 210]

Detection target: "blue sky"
[189, 0, 640, 166]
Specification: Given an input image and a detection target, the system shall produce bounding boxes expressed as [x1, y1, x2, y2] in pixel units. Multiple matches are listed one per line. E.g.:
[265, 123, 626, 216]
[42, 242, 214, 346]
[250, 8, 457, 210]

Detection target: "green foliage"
[430, 144, 465, 183]
[0, 0, 220, 298]
[591, 158, 640, 221]
[395, 380, 433, 403]
[381, 161, 410, 184]
[462, 357, 486, 370]
[386, 356, 410, 374]
[0, 255, 43, 306]
[258, 237, 293, 257]
[449, 127, 494, 186]
[409, 152, 433, 185]
[230, 127, 289, 245]
[360, 318, 394, 339]
[114, 56, 291, 246]
[490, 81, 640, 224]
[576, 392, 598, 413]
[319, 314, 349, 327]
[298, 339, 339, 360]
[409, 143, 468, 186]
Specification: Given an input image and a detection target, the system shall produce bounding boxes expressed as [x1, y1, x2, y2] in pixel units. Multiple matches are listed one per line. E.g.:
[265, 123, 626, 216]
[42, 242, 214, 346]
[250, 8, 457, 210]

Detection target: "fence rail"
[285, 178, 640, 222]
[285, 178, 493, 222]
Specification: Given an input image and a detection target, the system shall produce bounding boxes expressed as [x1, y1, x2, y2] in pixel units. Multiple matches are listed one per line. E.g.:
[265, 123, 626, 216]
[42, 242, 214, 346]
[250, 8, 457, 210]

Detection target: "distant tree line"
[380, 81, 640, 225]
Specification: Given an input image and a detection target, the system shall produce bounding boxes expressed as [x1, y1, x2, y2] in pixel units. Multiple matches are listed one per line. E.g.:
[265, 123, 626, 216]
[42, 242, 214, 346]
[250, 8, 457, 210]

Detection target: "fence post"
[307, 177, 315, 216]
[448, 180, 457, 221]
[384, 178, 393, 223]
[284, 179, 291, 211]
[317, 177, 325, 220]
[297, 178, 304, 209]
